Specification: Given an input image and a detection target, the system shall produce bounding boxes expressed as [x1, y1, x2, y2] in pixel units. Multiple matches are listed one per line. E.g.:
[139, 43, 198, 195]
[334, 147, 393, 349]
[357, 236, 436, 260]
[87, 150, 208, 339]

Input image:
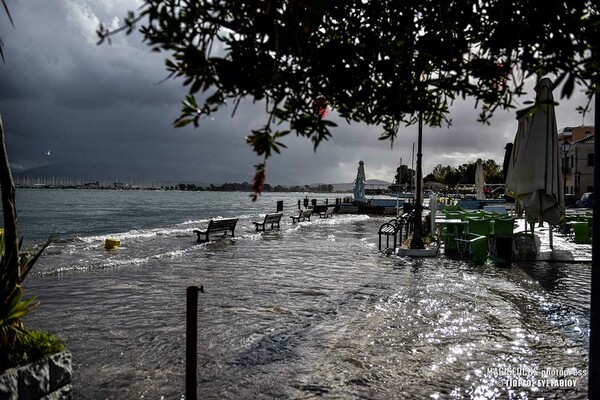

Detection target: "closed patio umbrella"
[505, 77, 564, 229]
[506, 109, 530, 197]
[502, 143, 513, 181]
[505, 108, 530, 219]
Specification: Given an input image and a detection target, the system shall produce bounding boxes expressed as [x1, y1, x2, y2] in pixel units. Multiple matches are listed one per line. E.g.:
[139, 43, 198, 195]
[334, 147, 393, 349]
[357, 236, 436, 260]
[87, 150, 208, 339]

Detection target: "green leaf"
[173, 117, 193, 128]
[1, 0, 14, 27]
[190, 79, 203, 94]
[561, 73, 575, 99]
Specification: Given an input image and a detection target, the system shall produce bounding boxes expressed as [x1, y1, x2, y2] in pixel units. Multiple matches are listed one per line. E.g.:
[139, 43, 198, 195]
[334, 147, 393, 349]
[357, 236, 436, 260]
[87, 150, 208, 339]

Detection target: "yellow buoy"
[105, 238, 120, 249]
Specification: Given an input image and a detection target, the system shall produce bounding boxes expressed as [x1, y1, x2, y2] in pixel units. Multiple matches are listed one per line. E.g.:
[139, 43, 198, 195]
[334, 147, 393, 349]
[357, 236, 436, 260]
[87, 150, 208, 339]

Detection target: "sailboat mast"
[398, 157, 402, 186]
[411, 143, 415, 195]
[396, 157, 402, 213]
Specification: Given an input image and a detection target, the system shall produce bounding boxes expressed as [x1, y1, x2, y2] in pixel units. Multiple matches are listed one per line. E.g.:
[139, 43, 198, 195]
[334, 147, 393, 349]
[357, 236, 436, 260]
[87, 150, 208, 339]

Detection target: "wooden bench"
[252, 212, 283, 231]
[193, 218, 238, 243]
[290, 209, 312, 223]
[319, 206, 335, 218]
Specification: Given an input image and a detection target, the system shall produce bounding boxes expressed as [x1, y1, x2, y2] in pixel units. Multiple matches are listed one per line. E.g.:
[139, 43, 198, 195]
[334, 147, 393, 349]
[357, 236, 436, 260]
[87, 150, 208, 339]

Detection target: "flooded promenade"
[17, 189, 591, 399]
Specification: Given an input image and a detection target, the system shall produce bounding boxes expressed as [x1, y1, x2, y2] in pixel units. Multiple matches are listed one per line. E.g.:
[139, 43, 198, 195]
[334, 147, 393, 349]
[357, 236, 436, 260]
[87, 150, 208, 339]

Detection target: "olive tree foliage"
[0, 0, 12, 63]
[98, 0, 599, 197]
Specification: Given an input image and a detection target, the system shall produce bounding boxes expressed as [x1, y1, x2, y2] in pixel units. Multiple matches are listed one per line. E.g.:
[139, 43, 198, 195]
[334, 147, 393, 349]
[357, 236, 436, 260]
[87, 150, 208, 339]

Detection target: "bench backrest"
[208, 218, 238, 231]
[265, 212, 283, 223]
[301, 209, 312, 217]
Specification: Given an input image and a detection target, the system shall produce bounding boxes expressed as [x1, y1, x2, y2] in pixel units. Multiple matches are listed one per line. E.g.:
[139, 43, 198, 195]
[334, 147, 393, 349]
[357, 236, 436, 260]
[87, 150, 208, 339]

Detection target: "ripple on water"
[22, 207, 590, 399]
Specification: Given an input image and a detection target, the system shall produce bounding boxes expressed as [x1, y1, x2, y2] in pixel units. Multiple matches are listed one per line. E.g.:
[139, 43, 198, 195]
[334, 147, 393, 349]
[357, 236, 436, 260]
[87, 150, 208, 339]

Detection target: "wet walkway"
[513, 218, 592, 263]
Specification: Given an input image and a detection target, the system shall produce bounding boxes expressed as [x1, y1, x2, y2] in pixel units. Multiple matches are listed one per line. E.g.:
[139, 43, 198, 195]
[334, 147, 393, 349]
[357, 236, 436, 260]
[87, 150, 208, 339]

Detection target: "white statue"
[353, 160, 367, 203]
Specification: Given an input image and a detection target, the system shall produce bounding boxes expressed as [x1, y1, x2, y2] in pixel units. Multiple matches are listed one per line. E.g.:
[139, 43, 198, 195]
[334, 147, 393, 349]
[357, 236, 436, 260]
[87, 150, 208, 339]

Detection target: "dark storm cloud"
[0, 1, 594, 185]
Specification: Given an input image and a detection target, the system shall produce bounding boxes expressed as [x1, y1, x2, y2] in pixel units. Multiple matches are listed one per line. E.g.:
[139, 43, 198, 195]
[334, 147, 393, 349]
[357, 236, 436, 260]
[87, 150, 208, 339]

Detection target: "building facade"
[558, 126, 595, 198]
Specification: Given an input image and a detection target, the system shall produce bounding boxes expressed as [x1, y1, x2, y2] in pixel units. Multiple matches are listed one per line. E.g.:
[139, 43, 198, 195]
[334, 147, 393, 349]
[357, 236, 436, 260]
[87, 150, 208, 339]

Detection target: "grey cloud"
[1, 1, 595, 186]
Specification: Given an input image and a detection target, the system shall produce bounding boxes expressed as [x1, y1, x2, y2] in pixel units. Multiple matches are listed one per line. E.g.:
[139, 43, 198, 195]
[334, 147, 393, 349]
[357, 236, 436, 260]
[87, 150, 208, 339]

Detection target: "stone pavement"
[513, 218, 592, 263]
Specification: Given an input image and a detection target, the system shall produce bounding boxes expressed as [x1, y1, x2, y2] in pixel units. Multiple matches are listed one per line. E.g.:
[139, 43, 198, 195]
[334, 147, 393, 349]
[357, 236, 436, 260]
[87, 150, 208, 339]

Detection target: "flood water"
[17, 189, 590, 399]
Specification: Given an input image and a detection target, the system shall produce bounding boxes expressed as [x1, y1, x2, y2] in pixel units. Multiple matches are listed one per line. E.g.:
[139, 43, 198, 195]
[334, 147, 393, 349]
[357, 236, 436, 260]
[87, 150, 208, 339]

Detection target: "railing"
[378, 211, 414, 253]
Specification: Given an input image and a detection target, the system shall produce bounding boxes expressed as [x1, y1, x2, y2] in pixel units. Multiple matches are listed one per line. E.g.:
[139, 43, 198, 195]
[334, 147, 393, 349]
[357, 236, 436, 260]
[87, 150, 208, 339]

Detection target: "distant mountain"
[16, 162, 142, 181]
[15, 162, 393, 190]
[14, 162, 212, 186]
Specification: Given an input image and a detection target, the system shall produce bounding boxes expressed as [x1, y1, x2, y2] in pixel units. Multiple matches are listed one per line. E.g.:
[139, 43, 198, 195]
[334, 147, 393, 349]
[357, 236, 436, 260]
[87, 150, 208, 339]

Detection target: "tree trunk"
[0, 114, 19, 275]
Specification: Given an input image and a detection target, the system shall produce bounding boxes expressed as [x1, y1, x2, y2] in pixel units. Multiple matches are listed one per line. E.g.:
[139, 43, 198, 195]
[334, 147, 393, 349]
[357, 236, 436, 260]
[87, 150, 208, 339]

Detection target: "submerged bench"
[193, 218, 238, 243]
[291, 209, 312, 223]
[252, 212, 283, 231]
[319, 206, 335, 218]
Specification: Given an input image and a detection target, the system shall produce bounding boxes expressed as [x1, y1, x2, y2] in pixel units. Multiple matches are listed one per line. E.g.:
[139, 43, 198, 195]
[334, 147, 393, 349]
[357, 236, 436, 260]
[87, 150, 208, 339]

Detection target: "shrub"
[0, 236, 53, 372]
[2, 330, 65, 370]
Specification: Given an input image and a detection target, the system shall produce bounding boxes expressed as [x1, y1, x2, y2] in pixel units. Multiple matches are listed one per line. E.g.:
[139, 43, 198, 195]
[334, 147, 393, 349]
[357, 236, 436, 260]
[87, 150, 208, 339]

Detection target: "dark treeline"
[425, 159, 504, 187]
[394, 159, 504, 188]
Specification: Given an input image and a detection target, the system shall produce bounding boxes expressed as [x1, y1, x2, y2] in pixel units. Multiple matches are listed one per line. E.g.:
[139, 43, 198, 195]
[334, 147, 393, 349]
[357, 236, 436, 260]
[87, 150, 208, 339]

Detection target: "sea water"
[16, 189, 590, 399]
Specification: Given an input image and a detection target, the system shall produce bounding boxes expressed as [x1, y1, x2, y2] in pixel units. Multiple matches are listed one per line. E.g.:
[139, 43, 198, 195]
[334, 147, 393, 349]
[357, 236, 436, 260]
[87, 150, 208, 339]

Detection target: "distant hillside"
[14, 162, 212, 186]
[16, 162, 146, 181]
[15, 162, 392, 190]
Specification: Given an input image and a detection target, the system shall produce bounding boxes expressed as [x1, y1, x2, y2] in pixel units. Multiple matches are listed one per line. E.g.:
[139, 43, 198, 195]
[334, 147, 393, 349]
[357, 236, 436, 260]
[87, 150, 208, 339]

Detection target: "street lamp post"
[561, 141, 571, 197]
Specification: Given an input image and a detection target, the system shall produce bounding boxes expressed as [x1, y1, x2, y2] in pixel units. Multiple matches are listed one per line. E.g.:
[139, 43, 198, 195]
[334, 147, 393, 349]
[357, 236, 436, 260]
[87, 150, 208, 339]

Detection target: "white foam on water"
[239, 232, 264, 240]
[39, 245, 200, 275]
[312, 214, 371, 226]
[150, 248, 193, 260]
[178, 218, 211, 226]
[77, 226, 197, 244]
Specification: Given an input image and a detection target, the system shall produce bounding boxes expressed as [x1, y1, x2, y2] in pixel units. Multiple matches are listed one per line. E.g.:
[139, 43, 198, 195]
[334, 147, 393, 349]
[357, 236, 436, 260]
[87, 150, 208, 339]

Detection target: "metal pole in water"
[186, 285, 203, 400]
[410, 114, 425, 249]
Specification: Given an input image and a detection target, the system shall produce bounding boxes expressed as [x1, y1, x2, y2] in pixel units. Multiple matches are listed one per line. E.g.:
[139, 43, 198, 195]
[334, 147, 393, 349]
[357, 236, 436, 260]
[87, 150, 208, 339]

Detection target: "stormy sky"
[0, 1, 595, 185]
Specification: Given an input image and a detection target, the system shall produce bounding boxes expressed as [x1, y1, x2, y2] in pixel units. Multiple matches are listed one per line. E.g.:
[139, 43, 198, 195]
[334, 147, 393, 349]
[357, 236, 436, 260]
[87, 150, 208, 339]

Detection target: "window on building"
[588, 153, 594, 167]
